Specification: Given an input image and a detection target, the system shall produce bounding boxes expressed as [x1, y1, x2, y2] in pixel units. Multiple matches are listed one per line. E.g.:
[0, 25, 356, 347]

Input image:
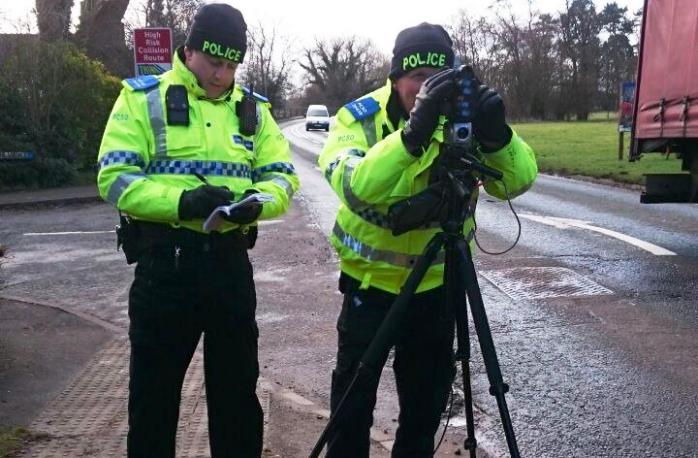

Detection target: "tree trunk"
[75, 0, 131, 77]
[36, 0, 74, 41]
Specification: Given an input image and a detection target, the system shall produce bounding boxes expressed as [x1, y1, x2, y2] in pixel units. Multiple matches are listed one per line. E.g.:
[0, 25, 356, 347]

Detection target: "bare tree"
[524, 13, 558, 119]
[142, 0, 201, 47]
[448, 9, 497, 82]
[558, 0, 602, 120]
[299, 37, 388, 113]
[145, 0, 167, 27]
[238, 24, 294, 112]
[36, 0, 74, 41]
[598, 2, 636, 113]
[488, 5, 528, 117]
[465, 1, 557, 120]
[446, 0, 637, 121]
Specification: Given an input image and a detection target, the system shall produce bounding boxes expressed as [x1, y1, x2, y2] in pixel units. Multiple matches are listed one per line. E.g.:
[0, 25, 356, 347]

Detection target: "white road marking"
[282, 121, 329, 156]
[520, 214, 676, 256]
[23, 230, 115, 236]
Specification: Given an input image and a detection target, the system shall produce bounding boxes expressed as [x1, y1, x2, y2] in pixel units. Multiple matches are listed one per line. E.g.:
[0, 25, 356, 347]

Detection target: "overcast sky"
[1, 0, 644, 55]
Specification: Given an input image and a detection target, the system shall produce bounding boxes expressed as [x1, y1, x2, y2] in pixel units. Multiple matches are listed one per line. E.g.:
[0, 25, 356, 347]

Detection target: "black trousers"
[327, 274, 456, 458]
[126, 229, 262, 458]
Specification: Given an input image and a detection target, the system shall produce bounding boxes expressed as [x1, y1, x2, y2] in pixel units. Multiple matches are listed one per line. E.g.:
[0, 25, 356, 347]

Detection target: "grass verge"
[511, 120, 685, 185]
[0, 427, 29, 458]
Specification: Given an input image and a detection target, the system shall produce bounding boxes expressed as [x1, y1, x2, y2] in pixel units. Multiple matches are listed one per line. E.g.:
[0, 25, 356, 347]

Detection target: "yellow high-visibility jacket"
[97, 49, 299, 233]
[318, 80, 537, 294]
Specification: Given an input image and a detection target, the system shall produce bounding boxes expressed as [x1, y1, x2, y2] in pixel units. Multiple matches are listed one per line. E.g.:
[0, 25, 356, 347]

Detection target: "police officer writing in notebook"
[97, 4, 299, 457]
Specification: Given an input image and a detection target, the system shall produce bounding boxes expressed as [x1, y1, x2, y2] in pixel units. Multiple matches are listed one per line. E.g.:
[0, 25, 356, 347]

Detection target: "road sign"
[133, 27, 172, 76]
[618, 81, 636, 133]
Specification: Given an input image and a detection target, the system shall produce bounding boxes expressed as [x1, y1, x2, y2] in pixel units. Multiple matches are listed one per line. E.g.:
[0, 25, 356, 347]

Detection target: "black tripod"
[309, 138, 521, 457]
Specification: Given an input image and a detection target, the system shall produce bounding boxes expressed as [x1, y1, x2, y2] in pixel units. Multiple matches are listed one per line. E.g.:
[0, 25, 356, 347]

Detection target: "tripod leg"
[446, 238, 478, 458]
[360, 233, 446, 371]
[309, 233, 446, 458]
[458, 240, 521, 458]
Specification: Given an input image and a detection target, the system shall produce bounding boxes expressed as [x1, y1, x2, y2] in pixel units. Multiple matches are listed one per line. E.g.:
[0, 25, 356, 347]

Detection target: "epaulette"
[240, 85, 269, 103]
[123, 75, 160, 91]
[344, 97, 380, 121]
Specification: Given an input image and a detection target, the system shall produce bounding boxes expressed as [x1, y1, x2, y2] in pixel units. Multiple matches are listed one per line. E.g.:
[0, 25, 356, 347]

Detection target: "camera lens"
[457, 126, 470, 140]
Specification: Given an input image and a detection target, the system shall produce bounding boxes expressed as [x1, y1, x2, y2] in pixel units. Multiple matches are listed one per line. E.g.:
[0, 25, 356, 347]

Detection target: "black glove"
[388, 183, 447, 236]
[178, 184, 234, 220]
[221, 190, 263, 225]
[401, 68, 456, 157]
[473, 84, 512, 152]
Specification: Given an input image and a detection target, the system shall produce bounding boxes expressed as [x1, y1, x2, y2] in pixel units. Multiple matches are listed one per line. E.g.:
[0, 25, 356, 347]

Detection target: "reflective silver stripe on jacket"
[106, 172, 147, 205]
[256, 175, 294, 198]
[145, 86, 167, 158]
[340, 157, 441, 230]
[253, 162, 296, 198]
[361, 117, 377, 147]
[100, 150, 148, 204]
[332, 221, 452, 268]
[324, 148, 365, 183]
[342, 156, 370, 209]
[341, 157, 393, 229]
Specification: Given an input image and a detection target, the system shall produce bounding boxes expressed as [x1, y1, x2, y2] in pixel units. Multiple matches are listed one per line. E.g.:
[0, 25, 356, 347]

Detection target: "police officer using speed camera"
[318, 23, 537, 457]
[97, 3, 299, 457]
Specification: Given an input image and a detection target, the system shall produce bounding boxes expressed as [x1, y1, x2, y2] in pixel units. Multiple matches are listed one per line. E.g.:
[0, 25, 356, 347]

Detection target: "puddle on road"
[256, 312, 288, 324]
[254, 267, 293, 283]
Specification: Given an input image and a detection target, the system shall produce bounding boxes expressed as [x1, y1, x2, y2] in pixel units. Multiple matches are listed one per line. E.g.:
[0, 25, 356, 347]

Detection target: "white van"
[305, 104, 330, 132]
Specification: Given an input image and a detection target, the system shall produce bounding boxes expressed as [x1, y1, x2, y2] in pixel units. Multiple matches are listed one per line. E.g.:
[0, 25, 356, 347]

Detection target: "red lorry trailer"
[631, 0, 698, 203]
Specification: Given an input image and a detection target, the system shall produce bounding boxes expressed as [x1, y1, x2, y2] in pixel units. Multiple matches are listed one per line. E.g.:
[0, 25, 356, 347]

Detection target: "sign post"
[133, 27, 173, 76]
[618, 81, 636, 160]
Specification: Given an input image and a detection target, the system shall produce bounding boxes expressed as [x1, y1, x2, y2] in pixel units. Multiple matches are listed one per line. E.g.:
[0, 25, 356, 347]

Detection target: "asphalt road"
[0, 118, 696, 457]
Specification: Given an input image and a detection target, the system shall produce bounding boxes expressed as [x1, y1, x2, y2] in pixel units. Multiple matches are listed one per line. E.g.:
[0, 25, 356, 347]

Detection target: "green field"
[510, 119, 685, 185]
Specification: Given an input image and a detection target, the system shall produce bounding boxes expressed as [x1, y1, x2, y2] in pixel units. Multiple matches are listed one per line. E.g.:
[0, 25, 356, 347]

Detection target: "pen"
[193, 172, 209, 184]
[193, 173, 236, 204]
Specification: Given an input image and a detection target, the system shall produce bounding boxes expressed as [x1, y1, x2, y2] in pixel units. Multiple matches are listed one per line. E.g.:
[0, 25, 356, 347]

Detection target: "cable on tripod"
[433, 386, 455, 454]
[474, 180, 522, 255]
